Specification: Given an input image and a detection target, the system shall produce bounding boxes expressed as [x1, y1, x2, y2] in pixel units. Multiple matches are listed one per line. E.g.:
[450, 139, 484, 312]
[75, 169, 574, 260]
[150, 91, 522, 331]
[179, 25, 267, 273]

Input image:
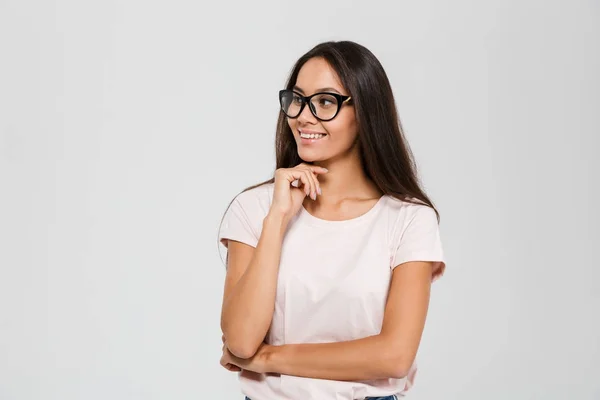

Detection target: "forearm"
[221, 212, 289, 358]
[266, 333, 410, 381]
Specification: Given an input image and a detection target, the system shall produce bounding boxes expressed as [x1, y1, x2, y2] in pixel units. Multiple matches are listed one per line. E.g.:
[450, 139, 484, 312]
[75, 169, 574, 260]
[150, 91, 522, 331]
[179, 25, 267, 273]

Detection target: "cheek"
[287, 118, 296, 131]
[324, 118, 358, 142]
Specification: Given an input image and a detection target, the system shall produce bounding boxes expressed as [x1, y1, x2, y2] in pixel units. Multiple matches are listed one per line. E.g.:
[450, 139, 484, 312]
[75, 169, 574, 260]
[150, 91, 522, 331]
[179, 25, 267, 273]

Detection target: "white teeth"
[300, 132, 326, 139]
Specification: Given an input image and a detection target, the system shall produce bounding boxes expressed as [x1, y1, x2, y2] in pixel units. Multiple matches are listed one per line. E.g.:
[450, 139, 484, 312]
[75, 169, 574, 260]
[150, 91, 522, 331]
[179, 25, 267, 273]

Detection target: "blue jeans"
[245, 396, 397, 400]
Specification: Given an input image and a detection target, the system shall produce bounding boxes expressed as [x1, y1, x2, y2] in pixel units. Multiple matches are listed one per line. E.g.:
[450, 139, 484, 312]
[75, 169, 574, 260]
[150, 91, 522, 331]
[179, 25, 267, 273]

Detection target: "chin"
[298, 150, 327, 163]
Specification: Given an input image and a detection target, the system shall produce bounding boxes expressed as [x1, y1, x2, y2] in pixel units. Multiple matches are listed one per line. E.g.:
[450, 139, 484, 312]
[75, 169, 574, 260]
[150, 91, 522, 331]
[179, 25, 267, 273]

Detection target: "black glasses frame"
[278, 89, 352, 122]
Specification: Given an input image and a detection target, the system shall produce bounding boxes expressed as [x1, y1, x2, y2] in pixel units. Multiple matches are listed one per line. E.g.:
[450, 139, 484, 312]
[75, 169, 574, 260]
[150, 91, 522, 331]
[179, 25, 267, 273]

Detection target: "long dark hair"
[219, 40, 439, 245]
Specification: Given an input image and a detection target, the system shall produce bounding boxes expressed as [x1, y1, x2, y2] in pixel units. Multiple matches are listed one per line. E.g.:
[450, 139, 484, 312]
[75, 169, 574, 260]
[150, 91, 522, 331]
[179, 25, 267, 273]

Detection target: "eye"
[292, 94, 303, 105]
[315, 94, 337, 108]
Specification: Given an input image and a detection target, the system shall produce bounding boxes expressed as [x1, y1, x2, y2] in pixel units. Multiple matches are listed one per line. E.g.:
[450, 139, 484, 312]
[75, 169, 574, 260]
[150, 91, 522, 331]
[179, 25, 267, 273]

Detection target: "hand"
[220, 338, 273, 374]
[270, 163, 328, 219]
[220, 334, 241, 372]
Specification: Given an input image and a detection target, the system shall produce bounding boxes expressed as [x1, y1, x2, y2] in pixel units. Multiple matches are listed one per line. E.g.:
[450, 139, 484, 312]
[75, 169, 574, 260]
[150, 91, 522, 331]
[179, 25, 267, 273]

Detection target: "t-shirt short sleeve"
[391, 205, 446, 281]
[218, 186, 270, 250]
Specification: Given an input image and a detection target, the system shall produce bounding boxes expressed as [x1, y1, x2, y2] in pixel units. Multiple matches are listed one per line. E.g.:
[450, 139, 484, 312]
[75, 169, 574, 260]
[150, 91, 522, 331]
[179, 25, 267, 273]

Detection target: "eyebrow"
[293, 86, 342, 95]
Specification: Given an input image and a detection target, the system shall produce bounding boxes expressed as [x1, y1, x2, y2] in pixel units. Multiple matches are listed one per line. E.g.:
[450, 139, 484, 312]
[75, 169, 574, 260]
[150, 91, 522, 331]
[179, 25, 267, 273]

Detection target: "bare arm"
[220, 165, 327, 360]
[226, 261, 435, 380]
[220, 211, 289, 359]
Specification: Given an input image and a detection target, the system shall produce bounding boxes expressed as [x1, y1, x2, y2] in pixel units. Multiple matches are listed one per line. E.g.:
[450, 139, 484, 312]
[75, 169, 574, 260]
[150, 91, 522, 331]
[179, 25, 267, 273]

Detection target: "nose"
[297, 102, 318, 124]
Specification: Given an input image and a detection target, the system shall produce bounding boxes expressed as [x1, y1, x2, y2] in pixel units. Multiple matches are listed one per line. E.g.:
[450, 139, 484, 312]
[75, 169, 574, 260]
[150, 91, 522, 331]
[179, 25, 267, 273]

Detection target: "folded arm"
[251, 261, 435, 381]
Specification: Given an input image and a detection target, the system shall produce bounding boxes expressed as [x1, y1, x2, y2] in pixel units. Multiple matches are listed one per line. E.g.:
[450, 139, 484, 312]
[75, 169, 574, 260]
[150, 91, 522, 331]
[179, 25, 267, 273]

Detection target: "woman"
[218, 40, 446, 400]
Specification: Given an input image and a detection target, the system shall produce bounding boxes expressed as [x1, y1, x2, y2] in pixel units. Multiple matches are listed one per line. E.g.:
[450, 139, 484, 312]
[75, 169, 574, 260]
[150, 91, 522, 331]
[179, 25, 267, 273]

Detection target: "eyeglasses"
[278, 89, 352, 122]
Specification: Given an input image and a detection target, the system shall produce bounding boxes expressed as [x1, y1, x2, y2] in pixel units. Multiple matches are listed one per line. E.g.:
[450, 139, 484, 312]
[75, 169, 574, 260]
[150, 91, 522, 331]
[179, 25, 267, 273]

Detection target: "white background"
[1, 0, 599, 399]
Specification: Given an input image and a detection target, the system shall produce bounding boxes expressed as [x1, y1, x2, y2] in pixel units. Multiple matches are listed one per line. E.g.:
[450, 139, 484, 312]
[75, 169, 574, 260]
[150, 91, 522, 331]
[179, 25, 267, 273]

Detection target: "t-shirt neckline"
[298, 195, 387, 228]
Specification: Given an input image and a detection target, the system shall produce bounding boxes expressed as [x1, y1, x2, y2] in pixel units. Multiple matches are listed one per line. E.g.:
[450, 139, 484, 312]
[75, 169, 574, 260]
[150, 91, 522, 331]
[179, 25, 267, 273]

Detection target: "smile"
[298, 128, 328, 143]
[300, 132, 327, 139]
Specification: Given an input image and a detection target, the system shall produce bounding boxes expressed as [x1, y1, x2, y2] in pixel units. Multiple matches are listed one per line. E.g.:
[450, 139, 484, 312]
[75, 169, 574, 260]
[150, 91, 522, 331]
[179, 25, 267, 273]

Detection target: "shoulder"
[380, 195, 438, 227]
[380, 195, 440, 248]
[219, 182, 274, 248]
[383, 195, 445, 277]
[229, 182, 274, 216]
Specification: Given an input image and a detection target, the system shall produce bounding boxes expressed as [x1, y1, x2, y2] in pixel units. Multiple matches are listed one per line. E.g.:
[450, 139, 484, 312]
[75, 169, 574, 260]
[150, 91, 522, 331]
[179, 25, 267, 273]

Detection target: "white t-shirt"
[218, 183, 445, 400]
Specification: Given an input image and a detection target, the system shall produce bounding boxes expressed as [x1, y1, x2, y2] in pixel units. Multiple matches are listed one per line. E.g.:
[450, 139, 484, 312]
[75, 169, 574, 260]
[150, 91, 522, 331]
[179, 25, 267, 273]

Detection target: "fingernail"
[317, 187, 322, 195]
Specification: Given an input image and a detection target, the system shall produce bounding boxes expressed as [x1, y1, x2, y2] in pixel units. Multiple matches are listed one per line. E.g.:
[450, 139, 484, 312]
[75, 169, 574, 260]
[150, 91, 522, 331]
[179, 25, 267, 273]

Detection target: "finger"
[311, 170, 322, 196]
[288, 170, 311, 197]
[220, 356, 228, 368]
[302, 164, 329, 175]
[226, 363, 242, 372]
[303, 167, 322, 198]
[276, 169, 303, 191]
[220, 351, 236, 368]
[289, 167, 313, 197]
[308, 168, 323, 197]
[298, 169, 312, 199]
[298, 165, 325, 197]
[303, 169, 317, 199]
[221, 360, 240, 372]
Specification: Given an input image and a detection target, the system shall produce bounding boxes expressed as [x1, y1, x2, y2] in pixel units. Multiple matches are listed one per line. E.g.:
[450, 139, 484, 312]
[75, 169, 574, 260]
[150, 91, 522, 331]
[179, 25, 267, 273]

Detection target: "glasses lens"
[280, 90, 303, 117]
[310, 93, 339, 120]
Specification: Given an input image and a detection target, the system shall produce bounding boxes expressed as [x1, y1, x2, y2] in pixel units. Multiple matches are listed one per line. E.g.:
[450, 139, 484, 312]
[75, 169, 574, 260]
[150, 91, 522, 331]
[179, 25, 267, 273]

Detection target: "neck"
[312, 145, 381, 202]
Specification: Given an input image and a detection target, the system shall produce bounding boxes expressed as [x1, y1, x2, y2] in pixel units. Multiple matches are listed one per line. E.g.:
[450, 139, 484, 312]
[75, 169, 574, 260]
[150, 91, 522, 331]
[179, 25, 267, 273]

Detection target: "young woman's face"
[287, 57, 358, 163]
